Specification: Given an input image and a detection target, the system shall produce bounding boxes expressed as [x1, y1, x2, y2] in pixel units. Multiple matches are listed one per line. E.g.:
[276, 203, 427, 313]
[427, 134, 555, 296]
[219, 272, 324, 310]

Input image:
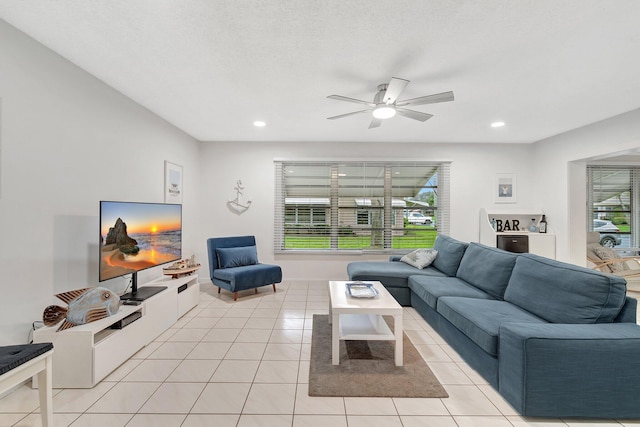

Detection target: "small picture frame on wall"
[164, 161, 183, 204]
[495, 173, 516, 203]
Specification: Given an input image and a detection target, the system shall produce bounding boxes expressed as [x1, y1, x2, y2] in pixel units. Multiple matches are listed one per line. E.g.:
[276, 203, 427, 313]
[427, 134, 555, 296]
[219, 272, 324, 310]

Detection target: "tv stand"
[32, 274, 199, 388]
[120, 285, 167, 301]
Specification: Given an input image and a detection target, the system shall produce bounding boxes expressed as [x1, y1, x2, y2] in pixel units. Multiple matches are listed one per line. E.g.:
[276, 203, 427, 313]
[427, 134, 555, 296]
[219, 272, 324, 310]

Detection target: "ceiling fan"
[327, 77, 454, 129]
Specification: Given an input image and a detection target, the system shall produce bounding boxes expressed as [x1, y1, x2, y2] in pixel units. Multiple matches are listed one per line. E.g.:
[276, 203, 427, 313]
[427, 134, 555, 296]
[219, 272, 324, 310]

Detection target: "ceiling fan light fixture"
[372, 105, 396, 119]
[326, 78, 454, 128]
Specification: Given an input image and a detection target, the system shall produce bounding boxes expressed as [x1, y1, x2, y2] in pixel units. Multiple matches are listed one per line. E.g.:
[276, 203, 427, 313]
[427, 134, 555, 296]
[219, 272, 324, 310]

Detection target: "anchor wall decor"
[227, 179, 252, 214]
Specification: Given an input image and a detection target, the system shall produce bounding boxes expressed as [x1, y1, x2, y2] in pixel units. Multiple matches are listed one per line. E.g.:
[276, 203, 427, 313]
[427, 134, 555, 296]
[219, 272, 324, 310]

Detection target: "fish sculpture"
[43, 287, 121, 332]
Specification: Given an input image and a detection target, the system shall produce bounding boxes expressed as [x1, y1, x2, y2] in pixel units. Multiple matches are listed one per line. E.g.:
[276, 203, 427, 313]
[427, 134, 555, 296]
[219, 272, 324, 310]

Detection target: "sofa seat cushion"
[347, 261, 446, 288]
[213, 263, 282, 291]
[432, 235, 469, 277]
[504, 253, 627, 324]
[408, 276, 495, 310]
[455, 243, 519, 299]
[437, 297, 546, 356]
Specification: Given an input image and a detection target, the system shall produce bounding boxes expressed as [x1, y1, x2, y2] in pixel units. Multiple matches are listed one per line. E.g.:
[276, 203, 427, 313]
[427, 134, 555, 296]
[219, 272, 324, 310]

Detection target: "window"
[285, 207, 327, 225]
[274, 161, 450, 253]
[356, 210, 371, 225]
[587, 166, 637, 249]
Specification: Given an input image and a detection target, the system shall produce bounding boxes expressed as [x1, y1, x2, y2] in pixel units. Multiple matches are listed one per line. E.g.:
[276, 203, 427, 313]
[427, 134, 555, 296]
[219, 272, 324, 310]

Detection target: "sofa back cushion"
[456, 243, 519, 299]
[431, 235, 469, 277]
[504, 253, 627, 324]
[216, 245, 259, 268]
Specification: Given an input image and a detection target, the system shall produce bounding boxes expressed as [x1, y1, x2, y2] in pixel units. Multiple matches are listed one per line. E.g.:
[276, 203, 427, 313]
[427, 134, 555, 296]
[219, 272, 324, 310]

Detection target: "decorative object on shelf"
[529, 218, 538, 232]
[164, 161, 183, 204]
[43, 287, 120, 332]
[227, 179, 252, 214]
[494, 219, 521, 232]
[539, 214, 548, 233]
[163, 255, 201, 278]
[494, 173, 516, 204]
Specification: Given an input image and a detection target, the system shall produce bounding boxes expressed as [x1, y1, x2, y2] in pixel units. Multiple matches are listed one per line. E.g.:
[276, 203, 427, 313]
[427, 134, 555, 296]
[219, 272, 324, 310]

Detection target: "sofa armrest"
[616, 296, 638, 323]
[498, 322, 640, 418]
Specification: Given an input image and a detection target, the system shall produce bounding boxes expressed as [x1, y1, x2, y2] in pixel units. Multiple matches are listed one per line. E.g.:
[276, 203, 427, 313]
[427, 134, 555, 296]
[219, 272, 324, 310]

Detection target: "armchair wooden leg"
[272, 284, 277, 293]
[255, 288, 258, 294]
[218, 287, 221, 294]
[234, 292, 238, 301]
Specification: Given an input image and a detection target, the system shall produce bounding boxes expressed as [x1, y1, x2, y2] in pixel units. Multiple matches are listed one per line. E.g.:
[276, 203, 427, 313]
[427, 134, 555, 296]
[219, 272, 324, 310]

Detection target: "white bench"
[0, 343, 54, 427]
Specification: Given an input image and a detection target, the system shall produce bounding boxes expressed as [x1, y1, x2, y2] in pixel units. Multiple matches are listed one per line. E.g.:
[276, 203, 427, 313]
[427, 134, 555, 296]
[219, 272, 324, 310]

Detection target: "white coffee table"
[328, 280, 403, 366]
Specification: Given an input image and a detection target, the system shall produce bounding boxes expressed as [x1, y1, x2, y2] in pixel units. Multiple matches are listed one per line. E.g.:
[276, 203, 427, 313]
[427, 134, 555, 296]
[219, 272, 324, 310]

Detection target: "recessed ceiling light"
[253, 120, 266, 127]
[491, 121, 505, 128]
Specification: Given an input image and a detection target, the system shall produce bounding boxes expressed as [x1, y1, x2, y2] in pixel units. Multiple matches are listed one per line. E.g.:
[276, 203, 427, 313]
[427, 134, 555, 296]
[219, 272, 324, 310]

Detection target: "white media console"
[33, 274, 199, 388]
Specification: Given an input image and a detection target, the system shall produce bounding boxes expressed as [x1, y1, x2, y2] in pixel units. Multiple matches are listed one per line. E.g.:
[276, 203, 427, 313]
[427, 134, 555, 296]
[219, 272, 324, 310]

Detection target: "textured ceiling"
[1, 1, 640, 143]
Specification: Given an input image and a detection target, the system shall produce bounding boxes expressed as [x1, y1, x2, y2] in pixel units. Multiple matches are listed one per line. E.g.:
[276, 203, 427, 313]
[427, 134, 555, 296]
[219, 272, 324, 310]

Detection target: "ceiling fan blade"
[368, 117, 383, 129]
[396, 108, 434, 122]
[327, 95, 375, 107]
[396, 91, 454, 107]
[382, 77, 409, 104]
[327, 109, 371, 120]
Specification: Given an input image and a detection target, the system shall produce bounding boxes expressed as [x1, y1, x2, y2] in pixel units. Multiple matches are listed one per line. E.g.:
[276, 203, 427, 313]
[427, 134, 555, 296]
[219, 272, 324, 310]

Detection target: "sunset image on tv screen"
[100, 202, 182, 282]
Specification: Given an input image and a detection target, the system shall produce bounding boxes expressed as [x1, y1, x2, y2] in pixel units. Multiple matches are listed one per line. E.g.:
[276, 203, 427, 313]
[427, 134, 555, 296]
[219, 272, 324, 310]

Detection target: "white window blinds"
[274, 161, 450, 253]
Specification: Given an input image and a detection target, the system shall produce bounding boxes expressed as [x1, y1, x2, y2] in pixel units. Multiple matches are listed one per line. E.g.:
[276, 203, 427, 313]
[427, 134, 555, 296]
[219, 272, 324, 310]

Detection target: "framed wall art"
[164, 161, 183, 204]
[495, 173, 516, 203]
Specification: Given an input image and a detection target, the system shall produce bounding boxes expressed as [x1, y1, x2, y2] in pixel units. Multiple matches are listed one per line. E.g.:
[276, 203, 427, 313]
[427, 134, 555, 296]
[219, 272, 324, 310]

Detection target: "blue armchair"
[207, 235, 282, 301]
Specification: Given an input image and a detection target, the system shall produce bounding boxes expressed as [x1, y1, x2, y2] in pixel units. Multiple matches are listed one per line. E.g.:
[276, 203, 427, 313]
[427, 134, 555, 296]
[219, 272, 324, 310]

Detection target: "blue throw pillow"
[216, 246, 259, 268]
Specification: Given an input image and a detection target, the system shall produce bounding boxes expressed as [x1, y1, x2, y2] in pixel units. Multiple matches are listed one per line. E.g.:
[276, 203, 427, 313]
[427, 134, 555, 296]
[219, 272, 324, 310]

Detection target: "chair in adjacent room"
[207, 235, 282, 301]
[587, 231, 640, 293]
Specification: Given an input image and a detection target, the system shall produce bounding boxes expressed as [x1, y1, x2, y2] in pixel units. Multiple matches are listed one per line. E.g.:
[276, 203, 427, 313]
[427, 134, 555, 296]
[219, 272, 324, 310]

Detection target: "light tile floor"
[2, 281, 639, 427]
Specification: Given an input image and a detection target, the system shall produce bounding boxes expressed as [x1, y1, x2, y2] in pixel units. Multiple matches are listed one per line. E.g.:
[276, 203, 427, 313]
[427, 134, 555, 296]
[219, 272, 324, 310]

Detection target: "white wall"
[0, 21, 201, 345]
[198, 141, 535, 280]
[7, 15, 638, 345]
[532, 108, 640, 264]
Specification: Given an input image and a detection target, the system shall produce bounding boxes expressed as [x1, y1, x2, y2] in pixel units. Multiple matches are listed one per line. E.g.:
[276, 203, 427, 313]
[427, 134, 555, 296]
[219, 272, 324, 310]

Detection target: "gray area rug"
[309, 314, 448, 398]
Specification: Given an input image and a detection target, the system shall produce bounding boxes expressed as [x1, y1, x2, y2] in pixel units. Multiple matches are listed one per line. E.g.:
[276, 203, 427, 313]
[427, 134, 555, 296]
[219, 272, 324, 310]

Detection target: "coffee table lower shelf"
[337, 314, 395, 341]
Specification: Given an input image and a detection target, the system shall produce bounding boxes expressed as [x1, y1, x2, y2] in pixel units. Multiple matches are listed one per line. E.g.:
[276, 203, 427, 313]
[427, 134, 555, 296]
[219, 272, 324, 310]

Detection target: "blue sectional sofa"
[347, 235, 640, 419]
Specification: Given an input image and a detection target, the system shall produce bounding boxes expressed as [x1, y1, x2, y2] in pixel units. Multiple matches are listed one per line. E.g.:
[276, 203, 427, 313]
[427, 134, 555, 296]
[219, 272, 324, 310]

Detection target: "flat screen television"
[99, 201, 182, 301]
